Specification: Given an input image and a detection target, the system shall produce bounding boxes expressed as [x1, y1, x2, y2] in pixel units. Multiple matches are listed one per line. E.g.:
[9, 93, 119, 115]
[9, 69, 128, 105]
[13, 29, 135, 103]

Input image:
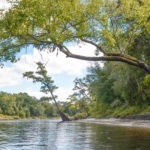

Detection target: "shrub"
[73, 112, 87, 120]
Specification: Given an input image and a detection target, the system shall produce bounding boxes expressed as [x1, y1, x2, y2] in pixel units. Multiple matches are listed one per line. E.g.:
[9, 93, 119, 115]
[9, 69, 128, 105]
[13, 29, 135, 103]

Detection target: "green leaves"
[1, 0, 150, 45]
[143, 75, 150, 87]
[23, 61, 57, 94]
[0, 0, 150, 73]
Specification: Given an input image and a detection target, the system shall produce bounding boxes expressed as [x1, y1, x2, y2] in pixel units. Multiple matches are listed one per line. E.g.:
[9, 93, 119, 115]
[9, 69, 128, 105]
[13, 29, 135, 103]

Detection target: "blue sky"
[0, 42, 96, 101]
[0, 0, 98, 101]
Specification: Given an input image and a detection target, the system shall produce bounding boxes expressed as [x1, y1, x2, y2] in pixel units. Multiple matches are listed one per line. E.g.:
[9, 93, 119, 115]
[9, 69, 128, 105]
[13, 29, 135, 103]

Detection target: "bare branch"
[58, 44, 150, 74]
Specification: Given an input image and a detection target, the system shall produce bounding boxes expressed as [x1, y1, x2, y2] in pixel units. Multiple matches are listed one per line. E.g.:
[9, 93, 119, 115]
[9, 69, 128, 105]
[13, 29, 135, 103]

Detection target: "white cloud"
[0, 0, 10, 10]
[0, 67, 22, 87]
[12, 42, 96, 76]
[55, 87, 73, 101]
[22, 87, 45, 99]
[19, 85, 73, 101]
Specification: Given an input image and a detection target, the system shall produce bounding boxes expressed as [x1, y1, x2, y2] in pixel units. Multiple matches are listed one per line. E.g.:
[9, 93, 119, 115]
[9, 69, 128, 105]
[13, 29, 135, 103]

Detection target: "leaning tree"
[23, 62, 70, 121]
[0, 0, 150, 73]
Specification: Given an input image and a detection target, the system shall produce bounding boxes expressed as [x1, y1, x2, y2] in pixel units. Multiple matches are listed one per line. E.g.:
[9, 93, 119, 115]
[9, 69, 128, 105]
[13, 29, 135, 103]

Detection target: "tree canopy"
[0, 0, 150, 73]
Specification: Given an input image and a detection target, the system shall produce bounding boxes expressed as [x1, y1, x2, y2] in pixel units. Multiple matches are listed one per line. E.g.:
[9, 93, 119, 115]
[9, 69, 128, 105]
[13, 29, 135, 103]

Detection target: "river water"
[0, 119, 150, 150]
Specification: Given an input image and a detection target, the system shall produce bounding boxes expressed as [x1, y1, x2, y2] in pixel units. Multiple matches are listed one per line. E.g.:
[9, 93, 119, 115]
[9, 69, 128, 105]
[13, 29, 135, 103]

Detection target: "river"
[0, 119, 150, 150]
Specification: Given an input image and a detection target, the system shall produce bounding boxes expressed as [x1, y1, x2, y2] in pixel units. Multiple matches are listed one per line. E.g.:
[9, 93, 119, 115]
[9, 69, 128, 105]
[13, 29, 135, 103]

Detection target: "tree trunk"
[58, 110, 70, 121]
[49, 89, 70, 121]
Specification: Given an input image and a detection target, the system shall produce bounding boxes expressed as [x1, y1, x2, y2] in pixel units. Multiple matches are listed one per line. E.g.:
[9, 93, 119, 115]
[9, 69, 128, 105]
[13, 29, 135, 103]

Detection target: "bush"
[112, 106, 141, 117]
[140, 106, 150, 115]
[110, 99, 123, 108]
[90, 102, 111, 118]
[73, 112, 87, 120]
[19, 110, 26, 118]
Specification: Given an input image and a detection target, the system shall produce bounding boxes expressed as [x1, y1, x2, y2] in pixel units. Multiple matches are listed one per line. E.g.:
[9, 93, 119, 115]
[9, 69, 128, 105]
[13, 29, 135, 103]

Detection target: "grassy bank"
[0, 105, 150, 120]
[0, 114, 54, 120]
[90, 104, 150, 119]
[0, 114, 19, 120]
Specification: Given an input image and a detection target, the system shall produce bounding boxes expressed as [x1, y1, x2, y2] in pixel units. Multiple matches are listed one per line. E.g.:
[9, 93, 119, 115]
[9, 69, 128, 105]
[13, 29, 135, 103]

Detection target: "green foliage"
[0, 92, 57, 118]
[24, 62, 70, 121]
[87, 62, 150, 117]
[140, 106, 150, 115]
[0, 0, 150, 118]
[23, 62, 58, 95]
[30, 104, 45, 116]
[90, 102, 111, 118]
[41, 101, 55, 117]
[71, 46, 150, 117]
[142, 75, 150, 102]
[19, 110, 26, 118]
[143, 75, 150, 87]
[73, 112, 88, 120]
[0, 0, 150, 73]
[66, 42, 150, 118]
[112, 106, 141, 117]
[66, 93, 90, 118]
[110, 99, 124, 109]
[89, 64, 116, 104]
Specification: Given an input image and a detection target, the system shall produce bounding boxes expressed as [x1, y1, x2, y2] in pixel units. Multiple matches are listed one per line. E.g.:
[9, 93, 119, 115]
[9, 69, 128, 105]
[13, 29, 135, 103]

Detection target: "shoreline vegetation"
[0, 114, 61, 120]
[0, 114, 49, 120]
[0, 114, 150, 129]
[0, 92, 149, 125]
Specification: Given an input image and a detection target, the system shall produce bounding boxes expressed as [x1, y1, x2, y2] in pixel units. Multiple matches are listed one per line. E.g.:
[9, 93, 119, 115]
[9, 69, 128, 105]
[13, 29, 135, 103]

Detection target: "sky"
[0, 0, 98, 101]
[0, 0, 9, 9]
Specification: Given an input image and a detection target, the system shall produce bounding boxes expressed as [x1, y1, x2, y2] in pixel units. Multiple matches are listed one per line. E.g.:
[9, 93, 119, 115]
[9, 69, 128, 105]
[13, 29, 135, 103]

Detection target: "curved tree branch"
[58, 44, 150, 74]
[81, 38, 106, 54]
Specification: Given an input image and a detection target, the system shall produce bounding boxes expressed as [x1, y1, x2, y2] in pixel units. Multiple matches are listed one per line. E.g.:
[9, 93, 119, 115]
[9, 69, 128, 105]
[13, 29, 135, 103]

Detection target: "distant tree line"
[0, 92, 58, 118]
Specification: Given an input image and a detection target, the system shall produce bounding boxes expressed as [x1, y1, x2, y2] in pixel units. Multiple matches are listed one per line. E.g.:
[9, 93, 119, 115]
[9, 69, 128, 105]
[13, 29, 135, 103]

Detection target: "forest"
[0, 0, 150, 119]
[1, 59, 150, 119]
[0, 92, 58, 119]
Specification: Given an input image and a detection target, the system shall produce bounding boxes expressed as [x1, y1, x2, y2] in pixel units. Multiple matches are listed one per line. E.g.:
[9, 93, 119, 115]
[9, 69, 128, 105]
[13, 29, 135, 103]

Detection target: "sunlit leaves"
[143, 75, 150, 87]
[23, 62, 58, 95]
[0, 0, 150, 68]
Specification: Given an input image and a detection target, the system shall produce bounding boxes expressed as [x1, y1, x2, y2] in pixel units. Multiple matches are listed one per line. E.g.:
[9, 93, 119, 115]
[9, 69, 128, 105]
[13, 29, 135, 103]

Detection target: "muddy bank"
[121, 114, 150, 120]
[77, 117, 150, 128]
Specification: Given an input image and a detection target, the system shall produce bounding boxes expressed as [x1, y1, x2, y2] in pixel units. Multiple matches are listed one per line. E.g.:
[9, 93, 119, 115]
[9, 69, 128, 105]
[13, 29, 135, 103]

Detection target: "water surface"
[0, 119, 149, 150]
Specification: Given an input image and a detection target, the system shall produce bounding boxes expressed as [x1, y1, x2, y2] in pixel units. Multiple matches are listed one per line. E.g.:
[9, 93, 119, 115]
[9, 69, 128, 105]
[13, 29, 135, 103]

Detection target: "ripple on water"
[0, 120, 149, 150]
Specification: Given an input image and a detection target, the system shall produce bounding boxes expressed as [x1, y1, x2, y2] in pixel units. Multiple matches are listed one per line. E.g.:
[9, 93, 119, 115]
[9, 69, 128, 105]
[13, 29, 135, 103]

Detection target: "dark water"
[0, 120, 150, 150]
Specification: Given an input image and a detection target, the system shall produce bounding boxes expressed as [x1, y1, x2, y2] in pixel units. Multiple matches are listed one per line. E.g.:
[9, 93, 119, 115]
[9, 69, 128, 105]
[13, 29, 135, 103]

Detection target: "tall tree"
[0, 0, 150, 73]
[23, 62, 70, 121]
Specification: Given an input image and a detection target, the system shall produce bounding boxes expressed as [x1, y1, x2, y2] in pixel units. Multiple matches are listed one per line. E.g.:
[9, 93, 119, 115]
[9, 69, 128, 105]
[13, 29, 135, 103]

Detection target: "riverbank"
[1, 113, 150, 129]
[0, 114, 53, 120]
[0, 114, 19, 120]
[77, 117, 150, 128]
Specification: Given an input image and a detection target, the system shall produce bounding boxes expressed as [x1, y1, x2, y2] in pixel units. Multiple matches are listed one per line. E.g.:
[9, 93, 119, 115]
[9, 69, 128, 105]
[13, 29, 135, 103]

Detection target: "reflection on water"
[90, 124, 150, 150]
[0, 119, 149, 150]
